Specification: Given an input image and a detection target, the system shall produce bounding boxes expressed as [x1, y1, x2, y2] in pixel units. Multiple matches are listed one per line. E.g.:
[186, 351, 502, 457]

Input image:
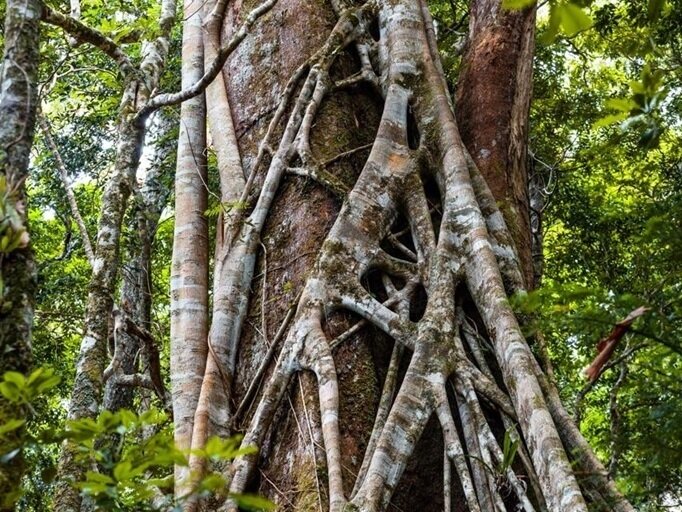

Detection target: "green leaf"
[0, 419, 25, 436]
[629, 80, 646, 94]
[557, 3, 593, 36]
[539, 3, 562, 44]
[604, 97, 637, 112]
[83, 471, 115, 485]
[34, 374, 61, 395]
[198, 473, 226, 492]
[593, 112, 629, 129]
[0, 382, 20, 402]
[230, 493, 276, 511]
[204, 436, 223, 458]
[146, 475, 174, 489]
[4, 371, 26, 388]
[501, 0, 536, 9]
[26, 367, 45, 385]
[501, 429, 520, 472]
[114, 460, 133, 482]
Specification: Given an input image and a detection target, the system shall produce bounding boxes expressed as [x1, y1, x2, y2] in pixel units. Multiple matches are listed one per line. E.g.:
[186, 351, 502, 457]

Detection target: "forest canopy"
[0, 0, 680, 511]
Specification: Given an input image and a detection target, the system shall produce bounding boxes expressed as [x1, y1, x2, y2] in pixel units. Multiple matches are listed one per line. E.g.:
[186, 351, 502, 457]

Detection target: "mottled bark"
[0, 0, 40, 506]
[103, 115, 173, 412]
[455, 0, 536, 288]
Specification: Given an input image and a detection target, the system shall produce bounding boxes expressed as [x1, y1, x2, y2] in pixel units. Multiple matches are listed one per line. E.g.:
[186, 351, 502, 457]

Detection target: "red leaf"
[583, 306, 649, 383]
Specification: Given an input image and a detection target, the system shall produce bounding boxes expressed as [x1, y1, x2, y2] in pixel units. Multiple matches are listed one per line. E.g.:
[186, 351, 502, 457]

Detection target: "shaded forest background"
[1, 0, 681, 510]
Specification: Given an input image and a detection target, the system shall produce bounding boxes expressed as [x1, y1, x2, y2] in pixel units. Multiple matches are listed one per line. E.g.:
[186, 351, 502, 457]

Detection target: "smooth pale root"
[170, 0, 208, 501]
[93, 0, 641, 510]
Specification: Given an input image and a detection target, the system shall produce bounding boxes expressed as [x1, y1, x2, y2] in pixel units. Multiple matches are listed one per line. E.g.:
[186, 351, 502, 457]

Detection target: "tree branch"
[38, 115, 95, 264]
[40, 3, 136, 75]
[135, 0, 279, 120]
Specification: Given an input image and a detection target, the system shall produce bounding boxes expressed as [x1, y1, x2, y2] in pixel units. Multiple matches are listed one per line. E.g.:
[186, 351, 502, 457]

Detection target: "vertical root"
[309, 343, 346, 511]
[435, 387, 481, 512]
[227, 356, 298, 496]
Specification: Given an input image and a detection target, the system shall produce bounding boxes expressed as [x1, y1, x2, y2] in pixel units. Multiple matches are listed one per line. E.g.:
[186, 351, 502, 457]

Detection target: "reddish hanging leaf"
[583, 306, 649, 383]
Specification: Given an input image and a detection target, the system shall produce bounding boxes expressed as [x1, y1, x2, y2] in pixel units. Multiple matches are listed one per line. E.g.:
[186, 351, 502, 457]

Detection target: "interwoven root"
[181, 1, 629, 511]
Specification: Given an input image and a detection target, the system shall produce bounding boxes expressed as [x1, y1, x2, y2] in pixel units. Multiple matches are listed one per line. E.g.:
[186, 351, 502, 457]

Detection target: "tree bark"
[170, 0, 209, 498]
[102, 113, 174, 413]
[0, 0, 40, 507]
[167, 0, 628, 510]
[455, 0, 536, 288]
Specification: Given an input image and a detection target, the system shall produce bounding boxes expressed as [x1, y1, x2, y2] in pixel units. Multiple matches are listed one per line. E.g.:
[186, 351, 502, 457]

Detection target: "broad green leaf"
[502, 0, 536, 9]
[204, 436, 224, 457]
[0, 382, 20, 402]
[630, 80, 646, 94]
[604, 97, 637, 112]
[539, 3, 562, 44]
[113, 460, 133, 482]
[593, 112, 629, 129]
[4, 371, 26, 388]
[557, 3, 593, 36]
[198, 473, 226, 492]
[230, 493, 276, 511]
[26, 367, 45, 385]
[34, 374, 61, 395]
[84, 471, 115, 484]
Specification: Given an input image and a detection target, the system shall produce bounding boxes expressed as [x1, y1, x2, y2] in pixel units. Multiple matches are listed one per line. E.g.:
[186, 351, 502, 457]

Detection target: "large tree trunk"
[169, 1, 634, 511]
[0, 0, 40, 506]
[455, 0, 536, 288]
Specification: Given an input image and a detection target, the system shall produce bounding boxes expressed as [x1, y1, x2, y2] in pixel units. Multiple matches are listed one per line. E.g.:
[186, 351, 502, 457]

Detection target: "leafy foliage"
[0, 368, 273, 511]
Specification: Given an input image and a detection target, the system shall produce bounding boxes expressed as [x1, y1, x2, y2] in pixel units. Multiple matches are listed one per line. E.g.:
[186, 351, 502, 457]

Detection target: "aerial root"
[225, 357, 298, 500]
[309, 343, 346, 512]
[191, 6, 384, 479]
[460, 311, 547, 510]
[208, 2, 594, 511]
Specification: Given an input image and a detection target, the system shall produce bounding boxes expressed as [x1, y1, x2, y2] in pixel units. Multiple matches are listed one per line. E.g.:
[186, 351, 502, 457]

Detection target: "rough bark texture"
[223, 1, 388, 508]
[158, 0, 628, 511]
[455, 0, 536, 288]
[0, 0, 40, 506]
[102, 115, 173, 413]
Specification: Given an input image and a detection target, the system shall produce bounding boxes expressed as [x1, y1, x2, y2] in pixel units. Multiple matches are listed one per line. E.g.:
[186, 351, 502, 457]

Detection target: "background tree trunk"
[0, 0, 41, 506]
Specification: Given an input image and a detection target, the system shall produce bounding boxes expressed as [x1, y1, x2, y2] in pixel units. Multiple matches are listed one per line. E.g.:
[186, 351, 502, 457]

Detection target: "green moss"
[293, 456, 322, 511]
[497, 200, 523, 252]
